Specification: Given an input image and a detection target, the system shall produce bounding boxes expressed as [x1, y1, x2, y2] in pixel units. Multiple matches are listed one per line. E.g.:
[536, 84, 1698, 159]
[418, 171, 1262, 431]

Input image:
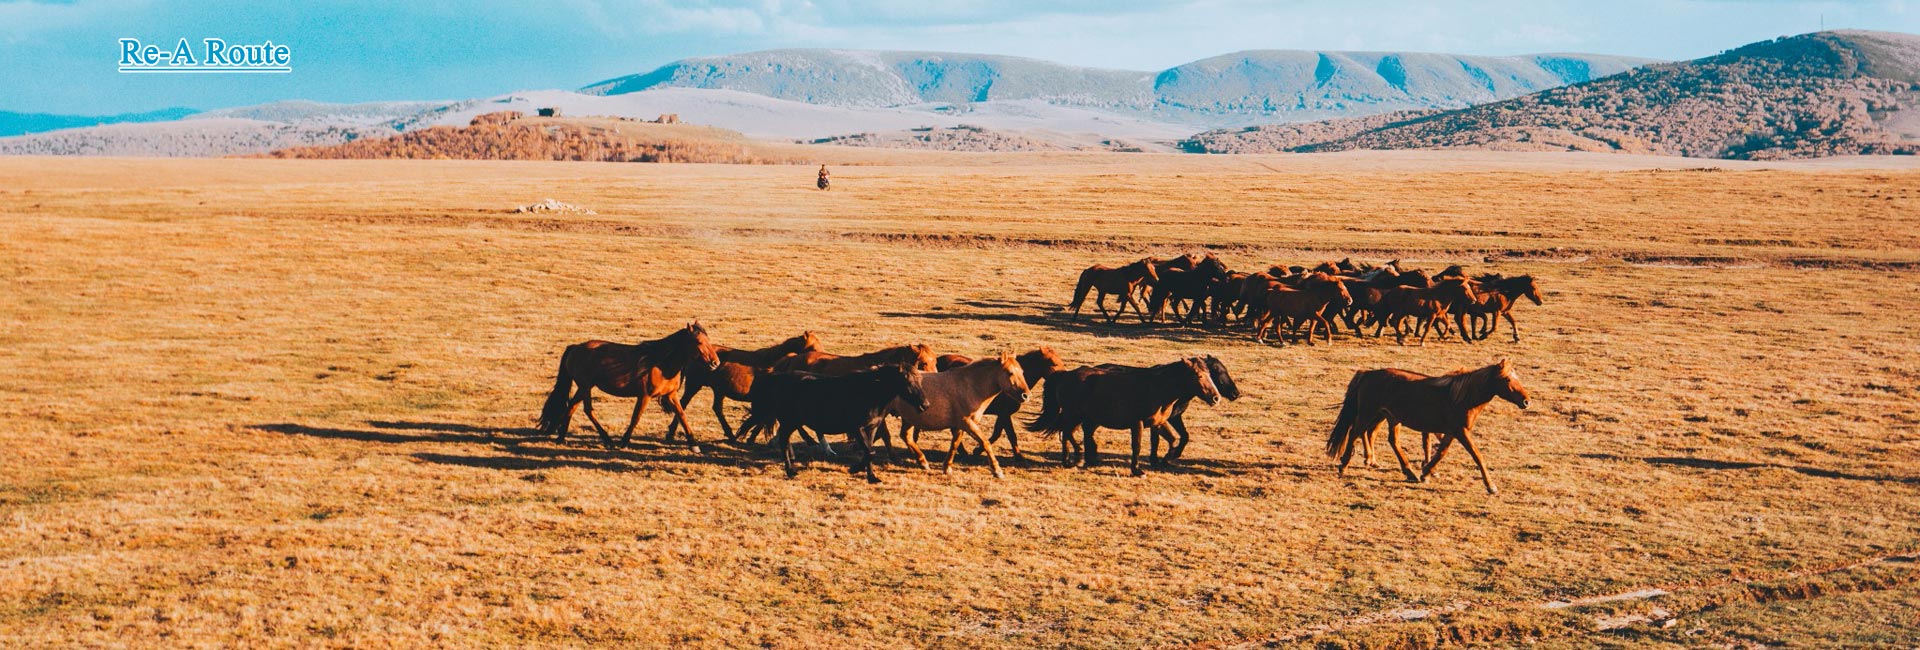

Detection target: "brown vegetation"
[1, 153, 1917, 647]
[266, 112, 809, 163]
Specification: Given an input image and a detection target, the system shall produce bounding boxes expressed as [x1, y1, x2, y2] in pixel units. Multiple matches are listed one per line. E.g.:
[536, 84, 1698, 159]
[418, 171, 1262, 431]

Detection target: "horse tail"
[537, 348, 575, 436]
[1025, 377, 1065, 433]
[1066, 269, 1096, 312]
[1325, 371, 1367, 459]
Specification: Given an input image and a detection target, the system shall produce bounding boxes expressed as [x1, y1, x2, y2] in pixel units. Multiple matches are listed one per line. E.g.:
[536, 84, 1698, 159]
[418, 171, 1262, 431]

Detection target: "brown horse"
[1325, 359, 1531, 494]
[929, 348, 1065, 460]
[886, 353, 1030, 477]
[1096, 355, 1240, 463]
[668, 331, 819, 441]
[538, 322, 721, 449]
[1067, 258, 1159, 323]
[1372, 278, 1478, 346]
[1026, 358, 1220, 476]
[1470, 274, 1544, 342]
[1252, 273, 1352, 345]
[774, 343, 937, 375]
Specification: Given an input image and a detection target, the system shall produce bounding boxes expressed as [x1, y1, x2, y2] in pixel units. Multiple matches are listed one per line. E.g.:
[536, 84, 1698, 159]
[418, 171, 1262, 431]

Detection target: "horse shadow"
[880, 297, 1366, 347]
[1583, 453, 1920, 485]
[251, 421, 768, 473]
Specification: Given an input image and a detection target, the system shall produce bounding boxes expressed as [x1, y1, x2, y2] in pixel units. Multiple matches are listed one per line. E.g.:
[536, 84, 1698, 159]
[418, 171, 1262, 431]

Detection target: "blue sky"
[1, 0, 1914, 114]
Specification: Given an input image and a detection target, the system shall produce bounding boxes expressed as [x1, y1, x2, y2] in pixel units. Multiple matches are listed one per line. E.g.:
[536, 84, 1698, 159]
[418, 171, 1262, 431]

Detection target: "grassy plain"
[2, 151, 1918, 648]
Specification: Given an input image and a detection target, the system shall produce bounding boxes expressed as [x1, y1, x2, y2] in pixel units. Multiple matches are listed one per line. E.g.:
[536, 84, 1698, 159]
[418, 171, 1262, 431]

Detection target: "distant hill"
[264, 112, 807, 164]
[1185, 30, 1920, 159]
[0, 107, 198, 137]
[583, 48, 1652, 127]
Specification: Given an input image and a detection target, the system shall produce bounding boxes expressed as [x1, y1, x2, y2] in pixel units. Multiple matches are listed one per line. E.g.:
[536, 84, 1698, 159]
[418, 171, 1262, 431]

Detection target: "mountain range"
[3, 31, 1917, 160]
[1184, 30, 1920, 159]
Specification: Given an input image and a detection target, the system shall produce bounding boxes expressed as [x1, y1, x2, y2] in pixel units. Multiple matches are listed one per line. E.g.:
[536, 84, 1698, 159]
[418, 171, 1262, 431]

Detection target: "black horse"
[741, 367, 926, 483]
[1097, 355, 1241, 462]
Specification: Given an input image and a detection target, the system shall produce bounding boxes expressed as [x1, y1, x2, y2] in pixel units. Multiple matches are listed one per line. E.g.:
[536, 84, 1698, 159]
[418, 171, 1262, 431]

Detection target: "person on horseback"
[817, 164, 831, 191]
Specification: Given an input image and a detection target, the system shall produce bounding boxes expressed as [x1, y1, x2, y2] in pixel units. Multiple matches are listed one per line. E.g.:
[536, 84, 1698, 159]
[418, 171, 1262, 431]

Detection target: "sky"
[1, 0, 1914, 114]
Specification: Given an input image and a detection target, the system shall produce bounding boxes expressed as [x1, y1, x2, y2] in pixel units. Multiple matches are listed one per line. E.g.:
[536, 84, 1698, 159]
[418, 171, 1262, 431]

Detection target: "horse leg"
[1081, 423, 1100, 468]
[1128, 424, 1145, 477]
[556, 384, 587, 441]
[1419, 433, 1458, 483]
[617, 395, 649, 448]
[1454, 431, 1497, 494]
[1123, 292, 1150, 325]
[963, 419, 1002, 479]
[1159, 417, 1190, 464]
[1385, 421, 1420, 483]
[1320, 315, 1334, 345]
[778, 424, 800, 478]
[902, 421, 932, 470]
[855, 426, 882, 484]
[709, 392, 736, 441]
[1095, 291, 1114, 323]
[581, 392, 619, 448]
[1505, 312, 1521, 343]
[993, 415, 1025, 461]
[1455, 313, 1473, 345]
[662, 395, 700, 450]
[1149, 423, 1162, 465]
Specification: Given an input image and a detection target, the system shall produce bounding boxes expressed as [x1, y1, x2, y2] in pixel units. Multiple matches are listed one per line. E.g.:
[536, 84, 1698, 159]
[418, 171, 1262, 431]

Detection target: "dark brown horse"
[1096, 355, 1240, 463]
[668, 331, 820, 440]
[1470, 274, 1544, 342]
[1147, 255, 1231, 325]
[1372, 278, 1478, 346]
[774, 343, 937, 375]
[1067, 258, 1159, 323]
[1026, 358, 1220, 476]
[741, 367, 928, 483]
[538, 322, 721, 449]
[1325, 359, 1531, 494]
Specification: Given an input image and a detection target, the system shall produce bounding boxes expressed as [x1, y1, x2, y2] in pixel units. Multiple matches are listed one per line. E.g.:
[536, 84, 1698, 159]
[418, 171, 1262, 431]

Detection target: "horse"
[1067, 258, 1159, 323]
[884, 354, 1030, 477]
[1147, 255, 1231, 325]
[1096, 355, 1240, 463]
[1471, 274, 1544, 342]
[1252, 273, 1352, 346]
[773, 343, 936, 375]
[1324, 359, 1531, 494]
[667, 331, 819, 441]
[927, 348, 1066, 460]
[1371, 278, 1478, 346]
[741, 366, 927, 483]
[1026, 358, 1220, 476]
[538, 322, 721, 449]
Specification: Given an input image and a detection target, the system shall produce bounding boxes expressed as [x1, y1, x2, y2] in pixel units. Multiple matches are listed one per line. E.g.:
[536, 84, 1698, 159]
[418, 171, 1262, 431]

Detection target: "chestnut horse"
[668, 331, 819, 441]
[1252, 273, 1352, 345]
[1470, 274, 1544, 342]
[774, 343, 936, 375]
[1325, 359, 1531, 494]
[1067, 258, 1159, 323]
[538, 322, 721, 449]
[1026, 358, 1220, 476]
[886, 354, 1029, 477]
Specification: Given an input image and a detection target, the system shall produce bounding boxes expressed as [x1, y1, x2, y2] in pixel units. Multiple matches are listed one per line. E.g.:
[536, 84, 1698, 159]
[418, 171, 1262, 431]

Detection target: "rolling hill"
[0, 107, 198, 137]
[1185, 30, 1920, 159]
[582, 48, 1653, 127]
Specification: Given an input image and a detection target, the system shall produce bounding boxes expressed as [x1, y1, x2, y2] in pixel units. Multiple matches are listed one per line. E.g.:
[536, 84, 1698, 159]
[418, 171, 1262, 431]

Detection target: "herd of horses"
[1068, 253, 1543, 347]
[535, 273, 1537, 493]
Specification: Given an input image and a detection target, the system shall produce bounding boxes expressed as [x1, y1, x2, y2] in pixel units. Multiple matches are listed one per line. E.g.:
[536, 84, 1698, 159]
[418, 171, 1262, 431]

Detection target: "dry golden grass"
[2, 152, 1919, 648]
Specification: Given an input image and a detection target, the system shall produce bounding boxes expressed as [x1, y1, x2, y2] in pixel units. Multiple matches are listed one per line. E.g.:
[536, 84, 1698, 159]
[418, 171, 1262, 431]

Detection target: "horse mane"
[1434, 363, 1503, 404]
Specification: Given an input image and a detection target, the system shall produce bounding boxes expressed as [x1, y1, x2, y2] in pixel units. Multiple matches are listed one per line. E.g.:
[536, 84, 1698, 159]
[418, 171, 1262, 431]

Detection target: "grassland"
[2, 151, 1918, 648]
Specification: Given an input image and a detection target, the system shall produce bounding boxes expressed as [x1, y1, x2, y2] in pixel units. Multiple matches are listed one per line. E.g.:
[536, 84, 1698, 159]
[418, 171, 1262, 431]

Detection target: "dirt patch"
[1621, 254, 1764, 269]
[1483, 248, 1594, 263]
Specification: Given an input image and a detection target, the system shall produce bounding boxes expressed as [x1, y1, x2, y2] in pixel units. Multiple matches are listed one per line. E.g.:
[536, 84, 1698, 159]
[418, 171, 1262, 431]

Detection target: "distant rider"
[817, 165, 831, 191]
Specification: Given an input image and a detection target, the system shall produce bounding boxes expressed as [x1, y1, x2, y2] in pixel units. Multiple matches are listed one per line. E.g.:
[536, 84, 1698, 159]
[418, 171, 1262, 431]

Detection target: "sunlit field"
[3, 152, 1918, 648]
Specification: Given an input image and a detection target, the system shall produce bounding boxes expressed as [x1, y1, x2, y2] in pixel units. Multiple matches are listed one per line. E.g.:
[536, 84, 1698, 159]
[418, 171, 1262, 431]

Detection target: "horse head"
[796, 330, 823, 352]
[996, 352, 1031, 403]
[1202, 355, 1241, 401]
[1184, 357, 1221, 406]
[1018, 347, 1064, 385]
[907, 344, 938, 372]
[1513, 276, 1543, 305]
[1495, 358, 1530, 409]
[1197, 254, 1231, 278]
[885, 366, 930, 412]
[686, 320, 721, 370]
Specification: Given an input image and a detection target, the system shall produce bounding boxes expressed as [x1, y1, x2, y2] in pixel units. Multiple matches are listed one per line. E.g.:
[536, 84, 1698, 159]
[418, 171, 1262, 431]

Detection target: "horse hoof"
[868, 476, 882, 485]
[1131, 469, 1146, 477]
